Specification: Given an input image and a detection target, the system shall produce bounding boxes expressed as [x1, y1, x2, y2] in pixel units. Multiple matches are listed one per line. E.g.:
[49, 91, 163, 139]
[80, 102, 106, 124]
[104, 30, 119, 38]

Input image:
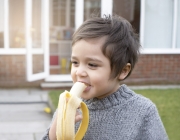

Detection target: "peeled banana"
[56, 82, 89, 140]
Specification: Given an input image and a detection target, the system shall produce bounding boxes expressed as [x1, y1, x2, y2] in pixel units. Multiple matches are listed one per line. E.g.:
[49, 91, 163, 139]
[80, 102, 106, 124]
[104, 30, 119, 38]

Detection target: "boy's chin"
[81, 95, 92, 100]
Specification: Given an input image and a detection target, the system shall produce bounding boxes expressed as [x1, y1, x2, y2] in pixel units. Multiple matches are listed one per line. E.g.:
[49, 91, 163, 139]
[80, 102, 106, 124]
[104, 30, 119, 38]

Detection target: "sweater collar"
[83, 84, 135, 110]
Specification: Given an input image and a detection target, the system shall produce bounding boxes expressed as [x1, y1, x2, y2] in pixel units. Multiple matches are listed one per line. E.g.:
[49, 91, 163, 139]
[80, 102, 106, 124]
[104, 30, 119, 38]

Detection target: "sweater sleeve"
[141, 104, 169, 140]
[41, 110, 57, 140]
[41, 128, 50, 140]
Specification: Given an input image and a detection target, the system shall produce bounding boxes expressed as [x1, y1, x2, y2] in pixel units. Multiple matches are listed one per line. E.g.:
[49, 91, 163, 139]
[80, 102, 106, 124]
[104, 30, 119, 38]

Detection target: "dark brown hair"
[72, 15, 140, 80]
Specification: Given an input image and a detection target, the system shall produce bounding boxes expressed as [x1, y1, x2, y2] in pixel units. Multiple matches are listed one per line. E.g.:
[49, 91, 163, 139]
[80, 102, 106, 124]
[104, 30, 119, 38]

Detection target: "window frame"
[26, 0, 49, 82]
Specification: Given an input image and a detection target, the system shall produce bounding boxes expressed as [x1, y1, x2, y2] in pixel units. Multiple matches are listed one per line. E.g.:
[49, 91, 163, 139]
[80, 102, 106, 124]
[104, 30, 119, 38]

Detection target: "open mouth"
[77, 81, 91, 92]
[82, 82, 91, 92]
[84, 85, 91, 92]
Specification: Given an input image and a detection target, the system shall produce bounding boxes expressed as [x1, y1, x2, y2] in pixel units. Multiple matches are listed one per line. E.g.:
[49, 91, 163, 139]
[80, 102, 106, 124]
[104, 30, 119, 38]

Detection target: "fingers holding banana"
[75, 108, 83, 123]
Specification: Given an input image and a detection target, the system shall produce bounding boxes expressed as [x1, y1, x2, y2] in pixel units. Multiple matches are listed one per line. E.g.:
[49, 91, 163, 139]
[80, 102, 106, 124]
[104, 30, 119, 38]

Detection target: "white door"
[26, 0, 49, 82]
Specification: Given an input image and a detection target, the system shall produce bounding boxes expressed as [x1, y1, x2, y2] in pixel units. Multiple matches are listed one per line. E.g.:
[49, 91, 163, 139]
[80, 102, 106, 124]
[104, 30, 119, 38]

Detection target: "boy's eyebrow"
[71, 56, 103, 63]
[71, 56, 78, 60]
[86, 57, 103, 63]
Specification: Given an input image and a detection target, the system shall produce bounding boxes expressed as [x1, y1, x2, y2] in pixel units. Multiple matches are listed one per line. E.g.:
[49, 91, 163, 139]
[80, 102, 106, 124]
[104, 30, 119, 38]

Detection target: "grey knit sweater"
[41, 84, 168, 140]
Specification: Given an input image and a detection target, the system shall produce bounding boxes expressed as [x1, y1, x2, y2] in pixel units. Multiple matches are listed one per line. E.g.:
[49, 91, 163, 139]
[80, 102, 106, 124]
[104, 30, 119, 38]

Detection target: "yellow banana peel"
[56, 82, 89, 140]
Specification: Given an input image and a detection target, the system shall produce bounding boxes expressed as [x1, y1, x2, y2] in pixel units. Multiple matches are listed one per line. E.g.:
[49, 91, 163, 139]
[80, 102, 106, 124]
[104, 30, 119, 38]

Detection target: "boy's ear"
[118, 63, 131, 80]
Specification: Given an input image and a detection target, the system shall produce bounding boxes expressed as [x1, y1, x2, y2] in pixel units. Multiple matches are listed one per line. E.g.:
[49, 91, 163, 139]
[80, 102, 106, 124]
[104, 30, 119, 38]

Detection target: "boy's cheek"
[70, 69, 76, 79]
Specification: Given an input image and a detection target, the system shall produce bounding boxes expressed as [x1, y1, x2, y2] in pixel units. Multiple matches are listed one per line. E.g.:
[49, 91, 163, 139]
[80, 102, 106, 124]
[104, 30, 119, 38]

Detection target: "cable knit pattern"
[41, 84, 168, 140]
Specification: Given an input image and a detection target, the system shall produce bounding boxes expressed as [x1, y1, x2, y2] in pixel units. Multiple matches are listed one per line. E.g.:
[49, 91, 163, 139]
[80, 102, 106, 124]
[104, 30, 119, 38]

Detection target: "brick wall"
[125, 54, 180, 85]
[0, 55, 44, 88]
[0, 54, 180, 87]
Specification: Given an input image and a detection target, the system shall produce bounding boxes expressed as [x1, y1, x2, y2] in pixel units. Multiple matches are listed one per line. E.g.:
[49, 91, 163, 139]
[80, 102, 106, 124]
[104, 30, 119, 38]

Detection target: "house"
[0, 0, 179, 88]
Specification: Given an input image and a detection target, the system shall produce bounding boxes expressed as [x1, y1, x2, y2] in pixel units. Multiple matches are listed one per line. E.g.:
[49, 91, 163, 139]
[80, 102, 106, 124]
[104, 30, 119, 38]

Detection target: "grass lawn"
[49, 88, 180, 140]
[134, 88, 180, 140]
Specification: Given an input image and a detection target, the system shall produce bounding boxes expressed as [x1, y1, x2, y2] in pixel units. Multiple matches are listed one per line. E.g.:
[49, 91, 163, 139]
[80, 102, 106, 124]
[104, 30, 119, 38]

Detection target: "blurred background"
[0, 0, 180, 140]
[0, 0, 179, 88]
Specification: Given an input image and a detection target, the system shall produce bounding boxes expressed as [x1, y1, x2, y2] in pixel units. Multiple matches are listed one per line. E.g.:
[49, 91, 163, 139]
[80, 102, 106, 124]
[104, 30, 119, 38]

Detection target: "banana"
[56, 82, 89, 140]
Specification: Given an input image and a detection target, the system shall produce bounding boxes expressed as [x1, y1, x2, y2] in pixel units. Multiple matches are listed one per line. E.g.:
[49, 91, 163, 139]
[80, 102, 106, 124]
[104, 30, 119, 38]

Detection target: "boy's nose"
[75, 66, 87, 77]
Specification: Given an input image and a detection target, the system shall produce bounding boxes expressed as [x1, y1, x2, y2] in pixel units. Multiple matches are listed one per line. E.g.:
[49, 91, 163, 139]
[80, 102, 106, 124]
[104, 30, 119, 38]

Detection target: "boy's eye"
[71, 61, 78, 65]
[88, 63, 98, 67]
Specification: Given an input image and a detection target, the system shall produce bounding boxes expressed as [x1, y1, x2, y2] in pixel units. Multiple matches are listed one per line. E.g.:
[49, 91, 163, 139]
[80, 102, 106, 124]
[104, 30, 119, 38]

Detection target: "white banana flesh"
[70, 82, 87, 97]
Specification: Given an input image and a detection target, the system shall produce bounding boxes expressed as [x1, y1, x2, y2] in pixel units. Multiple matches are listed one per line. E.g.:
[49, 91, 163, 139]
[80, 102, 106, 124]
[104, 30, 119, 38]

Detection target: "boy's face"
[71, 37, 120, 100]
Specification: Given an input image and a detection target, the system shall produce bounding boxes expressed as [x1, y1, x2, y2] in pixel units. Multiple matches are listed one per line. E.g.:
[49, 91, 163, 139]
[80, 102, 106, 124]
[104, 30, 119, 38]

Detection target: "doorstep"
[41, 82, 73, 89]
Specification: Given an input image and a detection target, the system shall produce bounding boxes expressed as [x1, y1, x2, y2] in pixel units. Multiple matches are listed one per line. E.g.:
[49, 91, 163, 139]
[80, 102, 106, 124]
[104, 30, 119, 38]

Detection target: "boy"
[42, 15, 168, 140]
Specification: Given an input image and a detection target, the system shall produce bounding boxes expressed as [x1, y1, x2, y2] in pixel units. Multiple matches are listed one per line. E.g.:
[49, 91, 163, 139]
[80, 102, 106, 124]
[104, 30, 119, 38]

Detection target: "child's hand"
[49, 108, 82, 140]
[75, 108, 83, 122]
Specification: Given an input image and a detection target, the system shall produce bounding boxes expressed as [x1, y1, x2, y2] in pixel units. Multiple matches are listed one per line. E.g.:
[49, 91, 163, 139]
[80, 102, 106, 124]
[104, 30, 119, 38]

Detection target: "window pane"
[70, 0, 75, 27]
[0, 0, 4, 48]
[52, 0, 66, 26]
[113, 0, 140, 33]
[33, 54, 44, 74]
[49, 0, 75, 75]
[176, 1, 180, 48]
[144, 0, 173, 48]
[32, 0, 42, 48]
[9, 0, 25, 48]
[84, 0, 101, 21]
[113, 0, 135, 21]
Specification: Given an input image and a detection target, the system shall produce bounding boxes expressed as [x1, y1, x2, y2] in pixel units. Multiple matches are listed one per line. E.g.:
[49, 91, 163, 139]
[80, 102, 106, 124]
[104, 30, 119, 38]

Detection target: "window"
[0, 0, 45, 55]
[143, 0, 173, 49]
[53, 0, 66, 26]
[9, 0, 25, 48]
[177, 0, 180, 48]
[70, 0, 75, 27]
[51, 0, 75, 27]
[32, 0, 42, 48]
[140, 0, 180, 54]
[84, 0, 101, 21]
[113, 0, 140, 33]
[0, 0, 4, 48]
[49, 0, 75, 75]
